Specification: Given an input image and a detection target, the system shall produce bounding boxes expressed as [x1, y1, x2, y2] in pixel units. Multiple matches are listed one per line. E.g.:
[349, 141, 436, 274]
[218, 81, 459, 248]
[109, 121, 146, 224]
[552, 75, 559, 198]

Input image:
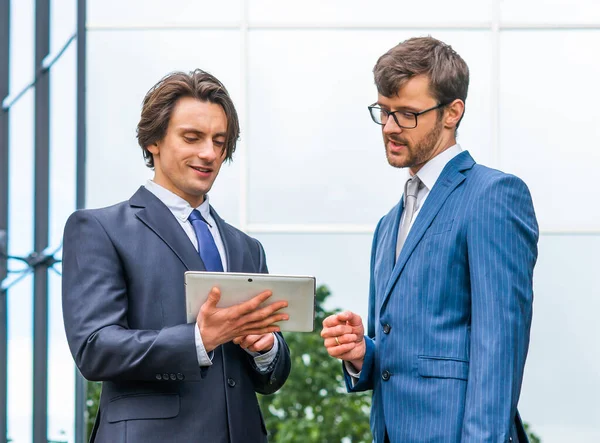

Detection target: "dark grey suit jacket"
[62, 187, 291, 443]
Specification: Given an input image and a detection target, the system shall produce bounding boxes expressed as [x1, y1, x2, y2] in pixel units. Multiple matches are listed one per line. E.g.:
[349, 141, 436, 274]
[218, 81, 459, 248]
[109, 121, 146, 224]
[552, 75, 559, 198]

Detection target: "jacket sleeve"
[344, 217, 383, 392]
[62, 210, 203, 382]
[244, 239, 291, 395]
[461, 175, 538, 442]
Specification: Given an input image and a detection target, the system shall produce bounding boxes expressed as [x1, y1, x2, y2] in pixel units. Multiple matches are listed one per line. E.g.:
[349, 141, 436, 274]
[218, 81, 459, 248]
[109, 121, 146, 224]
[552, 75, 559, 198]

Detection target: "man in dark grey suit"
[62, 69, 291, 442]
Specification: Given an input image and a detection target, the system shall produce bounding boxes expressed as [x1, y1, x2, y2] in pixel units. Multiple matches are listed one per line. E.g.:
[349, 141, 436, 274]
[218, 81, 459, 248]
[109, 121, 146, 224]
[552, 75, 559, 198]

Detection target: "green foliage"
[258, 285, 372, 443]
[524, 422, 542, 443]
[86, 380, 102, 438]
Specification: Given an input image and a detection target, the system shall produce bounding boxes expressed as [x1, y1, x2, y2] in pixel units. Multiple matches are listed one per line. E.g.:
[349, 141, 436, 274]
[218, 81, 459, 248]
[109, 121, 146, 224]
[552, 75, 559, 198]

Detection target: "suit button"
[177, 373, 184, 380]
[162, 373, 169, 381]
[383, 324, 391, 334]
[381, 370, 391, 381]
[169, 373, 176, 381]
[155, 374, 162, 380]
[227, 378, 236, 387]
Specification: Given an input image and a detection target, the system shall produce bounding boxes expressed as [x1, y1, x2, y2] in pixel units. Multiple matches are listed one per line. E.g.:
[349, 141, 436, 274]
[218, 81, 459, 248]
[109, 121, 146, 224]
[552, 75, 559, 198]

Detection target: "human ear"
[444, 99, 465, 129]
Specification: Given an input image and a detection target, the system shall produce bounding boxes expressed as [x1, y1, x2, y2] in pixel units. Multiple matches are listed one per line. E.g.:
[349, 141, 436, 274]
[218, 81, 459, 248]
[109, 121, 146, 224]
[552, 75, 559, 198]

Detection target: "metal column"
[0, 0, 10, 441]
[33, 0, 50, 441]
[74, 0, 88, 441]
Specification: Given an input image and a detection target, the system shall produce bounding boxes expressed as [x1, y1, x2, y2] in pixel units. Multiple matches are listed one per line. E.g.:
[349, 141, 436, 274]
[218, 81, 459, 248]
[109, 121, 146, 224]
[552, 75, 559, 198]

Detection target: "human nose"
[382, 113, 402, 134]
[196, 140, 218, 162]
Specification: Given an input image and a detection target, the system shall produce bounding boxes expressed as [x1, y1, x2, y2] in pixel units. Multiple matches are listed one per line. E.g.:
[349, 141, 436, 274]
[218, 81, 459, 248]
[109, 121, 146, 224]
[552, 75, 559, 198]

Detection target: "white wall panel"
[88, 0, 242, 27]
[253, 233, 372, 322]
[519, 234, 600, 443]
[247, 30, 493, 224]
[249, 0, 492, 25]
[86, 30, 243, 225]
[501, 0, 600, 25]
[499, 31, 600, 231]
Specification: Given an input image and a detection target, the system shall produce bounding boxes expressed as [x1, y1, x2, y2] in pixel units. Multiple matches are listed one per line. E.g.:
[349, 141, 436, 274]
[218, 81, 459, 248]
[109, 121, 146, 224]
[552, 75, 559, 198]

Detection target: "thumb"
[340, 311, 362, 327]
[205, 287, 221, 308]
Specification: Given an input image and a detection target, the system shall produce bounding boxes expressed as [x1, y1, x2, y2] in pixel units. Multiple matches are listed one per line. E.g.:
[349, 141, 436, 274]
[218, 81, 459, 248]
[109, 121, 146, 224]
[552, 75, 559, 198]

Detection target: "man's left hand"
[233, 333, 275, 353]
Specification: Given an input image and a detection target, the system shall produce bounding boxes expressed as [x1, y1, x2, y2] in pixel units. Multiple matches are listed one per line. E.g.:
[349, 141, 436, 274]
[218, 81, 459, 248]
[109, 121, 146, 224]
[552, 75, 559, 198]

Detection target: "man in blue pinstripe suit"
[322, 37, 538, 442]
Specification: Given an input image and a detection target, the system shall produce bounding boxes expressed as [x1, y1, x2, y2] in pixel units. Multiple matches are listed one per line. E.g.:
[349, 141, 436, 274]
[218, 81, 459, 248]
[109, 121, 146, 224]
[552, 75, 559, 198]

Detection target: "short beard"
[385, 117, 444, 169]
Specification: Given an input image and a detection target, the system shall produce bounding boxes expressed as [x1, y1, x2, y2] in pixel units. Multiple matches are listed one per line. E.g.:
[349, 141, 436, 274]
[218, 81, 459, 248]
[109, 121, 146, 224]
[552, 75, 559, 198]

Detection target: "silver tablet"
[184, 271, 316, 332]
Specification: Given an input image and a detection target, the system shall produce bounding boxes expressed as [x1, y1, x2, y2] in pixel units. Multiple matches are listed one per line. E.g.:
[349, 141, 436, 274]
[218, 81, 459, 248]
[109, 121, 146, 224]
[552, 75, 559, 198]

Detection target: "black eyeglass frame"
[368, 102, 449, 129]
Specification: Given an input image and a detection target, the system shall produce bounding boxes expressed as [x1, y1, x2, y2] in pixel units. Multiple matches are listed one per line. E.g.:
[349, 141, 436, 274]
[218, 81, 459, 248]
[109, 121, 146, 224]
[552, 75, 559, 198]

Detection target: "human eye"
[183, 135, 198, 143]
[213, 139, 225, 148]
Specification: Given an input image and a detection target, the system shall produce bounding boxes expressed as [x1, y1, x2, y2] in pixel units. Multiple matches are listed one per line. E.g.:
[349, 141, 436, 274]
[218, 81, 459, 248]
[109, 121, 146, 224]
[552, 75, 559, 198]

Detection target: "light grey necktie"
[396, 175, 422, 258]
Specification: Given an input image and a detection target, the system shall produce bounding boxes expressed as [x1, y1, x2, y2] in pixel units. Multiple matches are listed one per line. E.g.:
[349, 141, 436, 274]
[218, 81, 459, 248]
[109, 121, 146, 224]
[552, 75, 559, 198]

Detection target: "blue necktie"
[188, 209, 224, 272]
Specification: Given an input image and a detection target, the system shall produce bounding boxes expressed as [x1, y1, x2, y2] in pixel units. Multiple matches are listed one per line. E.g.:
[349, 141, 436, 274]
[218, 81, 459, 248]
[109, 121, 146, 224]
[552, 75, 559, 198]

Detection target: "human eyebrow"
[179, 128, 204, 136]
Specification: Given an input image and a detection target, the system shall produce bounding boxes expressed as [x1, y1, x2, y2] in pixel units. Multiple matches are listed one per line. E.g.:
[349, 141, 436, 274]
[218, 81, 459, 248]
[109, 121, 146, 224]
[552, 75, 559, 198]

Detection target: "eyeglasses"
[368, 102, 448, 129]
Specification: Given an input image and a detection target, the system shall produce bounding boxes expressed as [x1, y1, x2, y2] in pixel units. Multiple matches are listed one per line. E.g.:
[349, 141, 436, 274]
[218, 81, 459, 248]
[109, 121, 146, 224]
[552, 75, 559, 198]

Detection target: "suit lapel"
[210, 207, 243, 273]
[380, 151, 475, 312]
[130, 187, 205, 271]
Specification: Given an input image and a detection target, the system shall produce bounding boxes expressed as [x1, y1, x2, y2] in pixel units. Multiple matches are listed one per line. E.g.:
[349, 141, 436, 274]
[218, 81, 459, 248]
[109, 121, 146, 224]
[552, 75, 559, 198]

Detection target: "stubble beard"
[385, 118, 444, 169]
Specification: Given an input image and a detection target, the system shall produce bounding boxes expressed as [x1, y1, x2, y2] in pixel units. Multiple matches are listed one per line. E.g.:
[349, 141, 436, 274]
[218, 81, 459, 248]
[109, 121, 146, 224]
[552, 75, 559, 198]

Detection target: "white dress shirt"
[145, 180, 278, 371]
[345, 144, 463, 381]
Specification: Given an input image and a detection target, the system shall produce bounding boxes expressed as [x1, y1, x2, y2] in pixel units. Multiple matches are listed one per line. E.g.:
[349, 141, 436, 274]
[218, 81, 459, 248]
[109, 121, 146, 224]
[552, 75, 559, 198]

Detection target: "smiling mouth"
[190, 165, 213, 174]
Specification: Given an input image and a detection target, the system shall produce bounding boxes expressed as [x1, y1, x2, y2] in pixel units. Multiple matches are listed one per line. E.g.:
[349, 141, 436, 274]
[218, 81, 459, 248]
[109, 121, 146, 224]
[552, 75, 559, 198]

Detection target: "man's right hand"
[197, 287, 288, 352]
[321, 311, 366, 371]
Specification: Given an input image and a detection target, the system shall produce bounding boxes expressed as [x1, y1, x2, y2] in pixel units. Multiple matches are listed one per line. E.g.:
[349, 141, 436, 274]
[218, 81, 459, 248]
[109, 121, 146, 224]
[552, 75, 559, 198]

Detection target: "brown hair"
[137, 69, 240, 168]
[373, 36, 469, 127]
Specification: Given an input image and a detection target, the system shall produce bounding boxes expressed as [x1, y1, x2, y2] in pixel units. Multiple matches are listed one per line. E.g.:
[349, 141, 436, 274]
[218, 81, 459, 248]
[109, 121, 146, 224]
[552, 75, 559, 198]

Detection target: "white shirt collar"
[413, 144, 463, 191]
[144, 179, 212, 223]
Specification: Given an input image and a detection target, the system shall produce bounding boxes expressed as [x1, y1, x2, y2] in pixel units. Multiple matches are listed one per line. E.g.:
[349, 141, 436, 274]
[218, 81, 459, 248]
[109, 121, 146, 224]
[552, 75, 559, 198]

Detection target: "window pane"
[253, 233, 373, 321]
[86, 30, 243, 224]
[519, 234, 600, 442]
[48, 272, 75, 442]
[499, 31, 600, 231]
[88, 0, 242, 27]
[249, 0, 492, 25]
[501, 0, 600, 24]
[247, 30, 493, 224]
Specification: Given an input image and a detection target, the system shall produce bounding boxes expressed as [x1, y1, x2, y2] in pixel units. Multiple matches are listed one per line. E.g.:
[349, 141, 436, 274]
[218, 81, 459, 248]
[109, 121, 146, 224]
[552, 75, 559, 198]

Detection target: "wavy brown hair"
[137, 69, 240, 168]
[374, 36, 469, 128]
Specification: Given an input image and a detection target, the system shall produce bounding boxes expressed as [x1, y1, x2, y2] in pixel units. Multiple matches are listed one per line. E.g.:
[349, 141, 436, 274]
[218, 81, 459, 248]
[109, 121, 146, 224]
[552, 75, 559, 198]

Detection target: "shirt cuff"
[194, 324, 214, 367]
[344, 361, 361, 387]
[244, 333, 279, 373]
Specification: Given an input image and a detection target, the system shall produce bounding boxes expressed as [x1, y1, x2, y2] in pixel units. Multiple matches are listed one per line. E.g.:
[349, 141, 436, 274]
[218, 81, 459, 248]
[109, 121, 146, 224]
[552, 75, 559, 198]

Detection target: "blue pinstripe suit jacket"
[345, 151, 538, 443]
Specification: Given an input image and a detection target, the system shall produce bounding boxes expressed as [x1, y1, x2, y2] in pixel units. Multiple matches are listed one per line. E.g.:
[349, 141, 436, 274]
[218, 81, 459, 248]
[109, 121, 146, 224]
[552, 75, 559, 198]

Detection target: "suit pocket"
[423, 220, 454, 238]
[107, 393, 180, 423]
[417, 355, 469, 380]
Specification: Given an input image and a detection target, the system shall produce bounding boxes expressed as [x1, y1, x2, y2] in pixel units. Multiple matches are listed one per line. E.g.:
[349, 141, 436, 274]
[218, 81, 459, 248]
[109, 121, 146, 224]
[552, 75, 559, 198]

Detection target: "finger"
[238, 334, 262, 350]
[243, 302, 289, 326]
[326, 342, 358, 358]
[241, 312, 289, 333]
[322, 314, 344, 328]
[204, 287, 221, 308]
[240, 325, 281, 337]
[233, 336, 245, 345]
[320, 324, 354, 338]
[342, 311, 364, 328]
[324, 334, 358, 348]
[237, 290, 274, 314]
[247, 334, 274, 352]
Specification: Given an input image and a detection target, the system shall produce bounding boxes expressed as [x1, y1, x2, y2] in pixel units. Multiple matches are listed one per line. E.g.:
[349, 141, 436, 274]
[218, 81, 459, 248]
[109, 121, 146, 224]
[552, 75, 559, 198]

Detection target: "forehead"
[378, 75, 435, 108]
[169, 96, 227, 131]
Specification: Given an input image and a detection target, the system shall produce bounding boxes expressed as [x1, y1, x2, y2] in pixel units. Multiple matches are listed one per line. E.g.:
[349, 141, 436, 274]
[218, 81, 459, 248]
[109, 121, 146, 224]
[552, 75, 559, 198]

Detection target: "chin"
[386, 154, 409, 169]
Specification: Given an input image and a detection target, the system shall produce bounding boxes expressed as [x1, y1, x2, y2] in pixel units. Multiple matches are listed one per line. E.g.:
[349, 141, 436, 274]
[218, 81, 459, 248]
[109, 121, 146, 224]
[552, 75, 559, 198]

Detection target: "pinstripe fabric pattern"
[345, 151, 538, 443]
